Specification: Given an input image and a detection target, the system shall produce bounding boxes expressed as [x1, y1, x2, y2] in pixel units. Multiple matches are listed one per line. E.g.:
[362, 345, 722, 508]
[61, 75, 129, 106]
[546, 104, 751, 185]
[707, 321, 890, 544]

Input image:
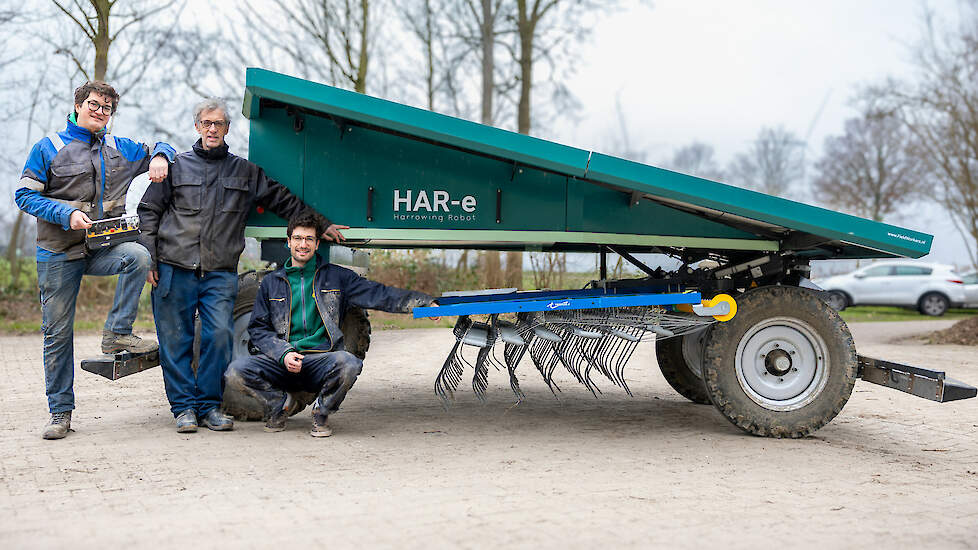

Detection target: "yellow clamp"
[675, 293, 737, 322]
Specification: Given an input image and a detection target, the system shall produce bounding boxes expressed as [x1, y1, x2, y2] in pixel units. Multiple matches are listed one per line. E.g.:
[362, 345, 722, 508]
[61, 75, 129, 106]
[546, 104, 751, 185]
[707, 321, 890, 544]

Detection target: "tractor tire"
[198, 271, 371, 421]
[701, 285, 857, 438]
[655, 327, 712, 404]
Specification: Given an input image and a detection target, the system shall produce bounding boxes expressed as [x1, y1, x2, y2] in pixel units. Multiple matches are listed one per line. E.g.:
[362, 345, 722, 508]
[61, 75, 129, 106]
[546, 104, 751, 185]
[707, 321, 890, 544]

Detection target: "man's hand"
[284, 351, 304, 373]
[69, 210, 93, 230]
[148, 154, 169, 183]
[429, 302, 440, 322]
[147, 269, 159, 287]
[322, 223, 349, 242]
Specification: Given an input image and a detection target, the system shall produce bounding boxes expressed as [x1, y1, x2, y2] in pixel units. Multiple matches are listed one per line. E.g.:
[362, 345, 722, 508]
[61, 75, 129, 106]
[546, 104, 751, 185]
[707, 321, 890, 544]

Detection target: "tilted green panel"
[586, 153, 933, 258]
[565, 178, 762, 240]
[298, 114, 569, 231]
[246, 107, 305, 227]
[244, 68, 590, 177]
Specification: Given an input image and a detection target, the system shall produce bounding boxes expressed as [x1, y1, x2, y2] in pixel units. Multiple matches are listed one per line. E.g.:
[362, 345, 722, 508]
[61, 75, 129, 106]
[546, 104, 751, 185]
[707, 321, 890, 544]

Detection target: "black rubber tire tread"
[340, 307, 371, 359]
[917, 292, 949, 317]
[655, 335, 711, 404]
[221, 273, 372, 421]
[701, 285, 857, 438]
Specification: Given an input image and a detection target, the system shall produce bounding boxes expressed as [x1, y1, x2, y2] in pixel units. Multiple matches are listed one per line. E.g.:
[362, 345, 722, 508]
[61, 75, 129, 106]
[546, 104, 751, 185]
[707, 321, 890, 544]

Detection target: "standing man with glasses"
[15, 80, 175, 440]
[138, 97, 347, 433]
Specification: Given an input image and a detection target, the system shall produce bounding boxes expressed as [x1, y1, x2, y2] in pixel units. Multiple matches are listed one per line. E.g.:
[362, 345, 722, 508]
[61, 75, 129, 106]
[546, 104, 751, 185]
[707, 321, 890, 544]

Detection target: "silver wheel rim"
[735, 317, 829, 411]
[681, 326, 710, 378]
[825, 293, 845, 310]
[921, 295, 946, 315]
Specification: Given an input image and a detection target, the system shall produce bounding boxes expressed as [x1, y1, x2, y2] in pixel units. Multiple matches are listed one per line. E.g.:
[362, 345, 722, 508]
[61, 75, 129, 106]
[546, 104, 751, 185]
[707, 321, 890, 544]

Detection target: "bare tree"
[666, 141, 724, 181]
[867, 4, 978, 269]
[727, 126, 805, 197]
[46, 0, 181, 89]
[812, 110, 926, 222]
[239, 0, 374, 94]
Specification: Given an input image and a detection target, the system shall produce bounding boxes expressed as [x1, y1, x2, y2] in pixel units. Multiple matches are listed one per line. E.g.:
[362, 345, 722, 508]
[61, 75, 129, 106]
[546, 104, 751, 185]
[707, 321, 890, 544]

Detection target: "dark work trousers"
[225, 351, 363, 421]
[153, 263, 237, 417]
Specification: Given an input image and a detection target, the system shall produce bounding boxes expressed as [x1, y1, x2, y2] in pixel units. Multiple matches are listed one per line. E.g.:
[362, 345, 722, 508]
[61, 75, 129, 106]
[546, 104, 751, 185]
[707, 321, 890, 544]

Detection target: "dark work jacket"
[249, 254, 435, 362]
[138, 140, 329, 272]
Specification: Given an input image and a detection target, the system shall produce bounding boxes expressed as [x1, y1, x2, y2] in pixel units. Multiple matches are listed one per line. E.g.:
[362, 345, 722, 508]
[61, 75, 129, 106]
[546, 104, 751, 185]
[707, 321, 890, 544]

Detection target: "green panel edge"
[244, 227, 779, 251]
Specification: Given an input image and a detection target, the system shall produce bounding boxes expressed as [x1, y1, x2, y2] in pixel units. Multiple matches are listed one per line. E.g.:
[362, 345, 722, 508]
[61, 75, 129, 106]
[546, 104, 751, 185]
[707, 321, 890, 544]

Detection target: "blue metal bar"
[415, 291, 701, 318]
[435, 284, 688, 305]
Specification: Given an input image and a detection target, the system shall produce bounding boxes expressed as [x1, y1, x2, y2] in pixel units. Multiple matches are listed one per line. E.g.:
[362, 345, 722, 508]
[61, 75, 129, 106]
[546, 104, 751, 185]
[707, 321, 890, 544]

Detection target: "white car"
[962, 271, 978, 307]
[818, 261, 968, 316]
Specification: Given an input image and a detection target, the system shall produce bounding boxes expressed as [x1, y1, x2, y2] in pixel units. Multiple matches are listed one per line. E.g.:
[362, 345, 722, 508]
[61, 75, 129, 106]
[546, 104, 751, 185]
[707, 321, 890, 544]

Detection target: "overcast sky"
[548, 0, 970, 268]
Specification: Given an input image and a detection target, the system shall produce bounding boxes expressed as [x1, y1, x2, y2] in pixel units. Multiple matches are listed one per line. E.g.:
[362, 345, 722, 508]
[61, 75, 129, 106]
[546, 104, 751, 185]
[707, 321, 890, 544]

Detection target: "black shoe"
[201, 408, 234, 431]
[264, 393, 296, 433]
[176, 409, 197, 433]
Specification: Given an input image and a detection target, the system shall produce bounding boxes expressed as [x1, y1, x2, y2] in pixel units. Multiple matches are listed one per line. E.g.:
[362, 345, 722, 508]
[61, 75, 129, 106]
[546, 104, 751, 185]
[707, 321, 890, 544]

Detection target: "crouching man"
[225, 212, 437, 437]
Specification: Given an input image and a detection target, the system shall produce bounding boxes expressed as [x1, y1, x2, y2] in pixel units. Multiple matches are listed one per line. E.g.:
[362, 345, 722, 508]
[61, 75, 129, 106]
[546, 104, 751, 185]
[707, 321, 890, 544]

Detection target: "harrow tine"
[472, 317, 499, 402]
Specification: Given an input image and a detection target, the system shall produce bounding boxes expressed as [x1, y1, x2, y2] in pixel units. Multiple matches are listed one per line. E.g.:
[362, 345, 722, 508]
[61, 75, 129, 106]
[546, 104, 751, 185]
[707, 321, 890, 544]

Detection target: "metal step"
[857, 355, 977, 403]
[81, 350, 160, 381]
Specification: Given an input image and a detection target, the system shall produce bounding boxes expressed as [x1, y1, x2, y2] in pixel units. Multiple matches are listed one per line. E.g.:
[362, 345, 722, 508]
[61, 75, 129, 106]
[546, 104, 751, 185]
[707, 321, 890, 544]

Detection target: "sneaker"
[201, 408, 234, 431]
[264, 393, 296, 433]
[42, 411, 72, 440]
[310, 415, 332, 438]
[176, 409, 198, 433]
[102, 331, 159, 355]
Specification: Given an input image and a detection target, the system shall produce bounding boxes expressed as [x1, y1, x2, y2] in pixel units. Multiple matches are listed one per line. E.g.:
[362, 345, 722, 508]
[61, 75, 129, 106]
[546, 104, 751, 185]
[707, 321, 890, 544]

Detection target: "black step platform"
[81, 349, 160, 380]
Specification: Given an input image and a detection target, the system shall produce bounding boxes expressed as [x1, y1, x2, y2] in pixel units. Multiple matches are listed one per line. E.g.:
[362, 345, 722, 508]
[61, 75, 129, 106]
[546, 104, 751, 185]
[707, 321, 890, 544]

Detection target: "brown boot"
[102, 331, 158, 354]
[310, 415, 332, 438]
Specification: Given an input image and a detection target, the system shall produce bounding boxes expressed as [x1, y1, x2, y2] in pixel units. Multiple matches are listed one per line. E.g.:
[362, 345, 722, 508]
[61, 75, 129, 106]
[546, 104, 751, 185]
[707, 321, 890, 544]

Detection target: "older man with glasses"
[15, 80, 175, 440]
[138, 97, 346, 433]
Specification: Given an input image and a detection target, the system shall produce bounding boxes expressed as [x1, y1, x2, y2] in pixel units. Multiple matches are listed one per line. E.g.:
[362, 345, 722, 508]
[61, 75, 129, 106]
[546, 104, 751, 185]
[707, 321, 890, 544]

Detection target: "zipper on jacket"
[283, 276, 293, 343]
[311, 264, 336, 349]
[300, 271, 308, 339]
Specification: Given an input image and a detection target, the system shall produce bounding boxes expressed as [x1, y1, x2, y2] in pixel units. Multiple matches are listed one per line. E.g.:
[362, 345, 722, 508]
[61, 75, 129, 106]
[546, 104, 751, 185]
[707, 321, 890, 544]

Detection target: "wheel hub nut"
[764, 348, 792, 376]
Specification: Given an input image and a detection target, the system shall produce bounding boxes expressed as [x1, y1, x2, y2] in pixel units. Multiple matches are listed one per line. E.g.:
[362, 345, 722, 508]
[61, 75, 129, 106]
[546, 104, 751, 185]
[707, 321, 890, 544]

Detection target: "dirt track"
[1, 321, 976, 549]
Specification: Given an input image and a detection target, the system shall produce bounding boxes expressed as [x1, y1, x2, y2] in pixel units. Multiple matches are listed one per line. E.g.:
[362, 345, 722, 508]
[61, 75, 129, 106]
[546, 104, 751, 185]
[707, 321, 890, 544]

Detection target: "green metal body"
[243, 68, 932, 260]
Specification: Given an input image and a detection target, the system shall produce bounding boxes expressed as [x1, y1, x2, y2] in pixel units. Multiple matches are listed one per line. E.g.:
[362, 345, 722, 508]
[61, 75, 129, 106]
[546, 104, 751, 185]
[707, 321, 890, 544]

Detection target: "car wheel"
[824, 291, 848, 311]
[918, 292, 949, 316]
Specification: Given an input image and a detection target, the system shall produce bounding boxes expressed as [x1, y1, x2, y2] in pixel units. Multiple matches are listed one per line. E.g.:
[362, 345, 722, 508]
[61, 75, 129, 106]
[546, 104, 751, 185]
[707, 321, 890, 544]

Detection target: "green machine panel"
[299, 114, 567, 232]
[242, 68, 933, 259]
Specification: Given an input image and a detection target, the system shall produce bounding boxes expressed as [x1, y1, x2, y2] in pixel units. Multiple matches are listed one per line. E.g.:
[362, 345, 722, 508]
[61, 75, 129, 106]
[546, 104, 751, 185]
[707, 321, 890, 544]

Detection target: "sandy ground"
[1, 320, 976, 549]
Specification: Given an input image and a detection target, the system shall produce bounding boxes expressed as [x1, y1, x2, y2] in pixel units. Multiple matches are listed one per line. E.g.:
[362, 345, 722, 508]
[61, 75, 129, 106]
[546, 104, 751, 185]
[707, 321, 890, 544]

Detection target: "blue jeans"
[152, 263, 237, 417]
[225, 351, 363, 421]
[36, 241, 152, 413]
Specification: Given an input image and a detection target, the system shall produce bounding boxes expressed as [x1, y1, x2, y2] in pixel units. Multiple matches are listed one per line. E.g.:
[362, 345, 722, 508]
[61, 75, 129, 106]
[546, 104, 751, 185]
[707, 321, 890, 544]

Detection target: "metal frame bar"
[414, 291, 701, 318]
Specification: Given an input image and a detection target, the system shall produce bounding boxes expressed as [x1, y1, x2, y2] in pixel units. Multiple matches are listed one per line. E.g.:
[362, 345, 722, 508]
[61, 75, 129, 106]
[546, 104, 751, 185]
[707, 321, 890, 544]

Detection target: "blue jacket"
[249, 254, 435, 362]
[15, 116, 175, 260]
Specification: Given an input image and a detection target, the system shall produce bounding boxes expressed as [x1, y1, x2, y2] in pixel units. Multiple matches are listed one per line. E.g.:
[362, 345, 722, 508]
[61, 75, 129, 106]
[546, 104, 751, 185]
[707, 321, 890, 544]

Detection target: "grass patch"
[840, 306, 978, 323]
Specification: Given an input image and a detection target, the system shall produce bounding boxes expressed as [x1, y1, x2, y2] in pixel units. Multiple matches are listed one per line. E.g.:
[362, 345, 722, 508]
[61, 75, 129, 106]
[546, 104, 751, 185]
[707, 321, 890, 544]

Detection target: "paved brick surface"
[1, 321, 976, 549]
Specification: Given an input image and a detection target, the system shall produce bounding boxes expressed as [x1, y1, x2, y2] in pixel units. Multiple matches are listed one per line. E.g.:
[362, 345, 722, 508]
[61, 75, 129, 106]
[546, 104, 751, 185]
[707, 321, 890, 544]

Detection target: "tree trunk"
[6, 211, 25, 291]
[93, 0, 111, 80]
[355, 0, 370, 93]
[480, 0, 494, 125]
[425, 0, 434, 110]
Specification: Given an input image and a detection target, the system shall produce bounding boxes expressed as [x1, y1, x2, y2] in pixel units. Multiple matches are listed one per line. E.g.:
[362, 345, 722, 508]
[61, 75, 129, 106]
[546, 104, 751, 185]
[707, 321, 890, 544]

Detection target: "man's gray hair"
[193, 97, 232, 125]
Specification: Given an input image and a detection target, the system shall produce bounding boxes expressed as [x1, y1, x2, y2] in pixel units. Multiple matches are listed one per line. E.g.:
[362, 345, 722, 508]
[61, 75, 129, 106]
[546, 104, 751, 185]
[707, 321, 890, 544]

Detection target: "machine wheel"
[824, 291, 849, 311]
[655, 327, 712, 404]
[917, 292, 949, 317]
[701, 286, 857, 438]
[207, 271, 371, 421]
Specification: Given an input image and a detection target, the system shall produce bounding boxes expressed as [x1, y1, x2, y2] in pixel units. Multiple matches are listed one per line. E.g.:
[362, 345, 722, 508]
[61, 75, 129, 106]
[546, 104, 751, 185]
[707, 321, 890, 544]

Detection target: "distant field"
[840, 306, 978, 323]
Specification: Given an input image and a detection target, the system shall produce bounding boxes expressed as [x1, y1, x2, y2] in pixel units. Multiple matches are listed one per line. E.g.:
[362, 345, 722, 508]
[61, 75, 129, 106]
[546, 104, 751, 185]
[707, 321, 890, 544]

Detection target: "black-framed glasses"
[199, 119, 228, 130]
[86, 99, 113, 115]
[289, 235, 317, 244]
